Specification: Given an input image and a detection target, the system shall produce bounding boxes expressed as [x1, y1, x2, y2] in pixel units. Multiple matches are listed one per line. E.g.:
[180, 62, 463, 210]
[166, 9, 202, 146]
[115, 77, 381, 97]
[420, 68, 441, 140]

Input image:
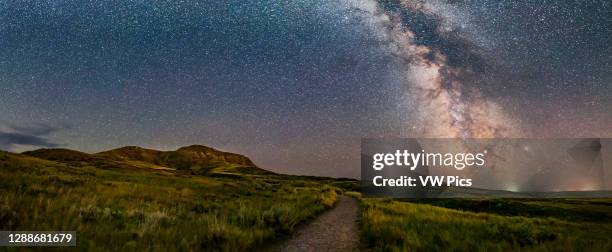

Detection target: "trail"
[266, 195, 360, 252]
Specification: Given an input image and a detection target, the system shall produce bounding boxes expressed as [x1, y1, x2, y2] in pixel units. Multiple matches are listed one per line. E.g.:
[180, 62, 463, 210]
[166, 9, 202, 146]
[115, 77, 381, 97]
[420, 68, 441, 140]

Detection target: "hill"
[175, 145, 255, 167]
[22, 145, 272, 175]
[23, 148, 95, 162]
[0, 147, 343, 251]
[95, 146, 162, 164]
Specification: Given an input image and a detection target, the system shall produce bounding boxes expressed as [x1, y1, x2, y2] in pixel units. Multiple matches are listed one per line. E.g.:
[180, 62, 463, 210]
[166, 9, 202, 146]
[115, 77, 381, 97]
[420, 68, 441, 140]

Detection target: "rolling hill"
[21, 144, 272, 175]
[0, 146, 344, 251]
[22, 148, 95, 162]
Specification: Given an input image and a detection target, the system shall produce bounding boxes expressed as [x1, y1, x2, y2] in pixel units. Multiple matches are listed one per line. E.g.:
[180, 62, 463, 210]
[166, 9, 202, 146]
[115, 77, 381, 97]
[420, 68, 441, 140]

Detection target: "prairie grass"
[360, 198, 612, 251]
[0, 151, 340, 251]
[344, 191, 362, 200]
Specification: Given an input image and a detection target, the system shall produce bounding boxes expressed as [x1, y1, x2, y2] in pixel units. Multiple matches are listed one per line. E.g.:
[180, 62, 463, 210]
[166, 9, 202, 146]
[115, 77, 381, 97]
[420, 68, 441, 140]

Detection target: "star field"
[1, 0, 611, 177]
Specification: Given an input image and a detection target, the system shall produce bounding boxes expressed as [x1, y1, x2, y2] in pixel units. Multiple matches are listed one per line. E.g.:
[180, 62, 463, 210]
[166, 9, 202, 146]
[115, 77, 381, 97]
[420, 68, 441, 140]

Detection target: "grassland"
[3, 146, 612, 251]
[360, 196, 612, 251]
[0, 149, 347, 251]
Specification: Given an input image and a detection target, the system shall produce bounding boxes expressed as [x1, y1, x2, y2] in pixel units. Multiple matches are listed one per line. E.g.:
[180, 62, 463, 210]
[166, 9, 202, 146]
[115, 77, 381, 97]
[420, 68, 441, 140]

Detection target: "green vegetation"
[0, 148, 345, 251]
[405, 198, 612, 223]
[360, 197, 612, 251]
[4, 145, 612, 251]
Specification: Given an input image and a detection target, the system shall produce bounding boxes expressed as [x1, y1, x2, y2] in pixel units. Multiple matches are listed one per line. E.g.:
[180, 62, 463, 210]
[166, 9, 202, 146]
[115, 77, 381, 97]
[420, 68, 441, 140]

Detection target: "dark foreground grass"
[360, 197, 612, 251]
[405, 198, 612, 223]
[0, 151, 339, 251]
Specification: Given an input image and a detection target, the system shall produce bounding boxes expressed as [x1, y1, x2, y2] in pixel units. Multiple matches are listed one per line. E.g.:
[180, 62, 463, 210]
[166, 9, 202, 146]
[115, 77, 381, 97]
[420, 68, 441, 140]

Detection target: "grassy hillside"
[6, 145, 611, 251]
[405, 198, 612, 223]
[359, 197, 612, 251]
[0, 148, 346, 251]
[95, 145, 269, 175]
[23, 148, 95, 162]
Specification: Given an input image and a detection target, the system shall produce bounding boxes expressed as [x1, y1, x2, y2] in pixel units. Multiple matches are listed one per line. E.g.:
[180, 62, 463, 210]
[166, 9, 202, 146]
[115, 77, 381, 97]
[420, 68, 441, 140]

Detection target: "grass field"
[3, 147, 612, 251]
[360, 196, 612, 251]
[0, 150, 346, 251]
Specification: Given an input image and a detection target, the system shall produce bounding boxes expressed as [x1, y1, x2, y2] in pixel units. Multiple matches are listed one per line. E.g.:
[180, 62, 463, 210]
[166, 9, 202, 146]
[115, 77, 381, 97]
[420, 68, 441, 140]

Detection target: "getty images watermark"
[361, 138, 612, 198]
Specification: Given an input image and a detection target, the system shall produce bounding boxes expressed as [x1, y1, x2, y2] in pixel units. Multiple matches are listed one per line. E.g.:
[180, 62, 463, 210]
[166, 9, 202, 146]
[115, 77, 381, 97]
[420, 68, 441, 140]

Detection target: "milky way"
[1, 0, 611, 177]
[352, 0, 522, 137]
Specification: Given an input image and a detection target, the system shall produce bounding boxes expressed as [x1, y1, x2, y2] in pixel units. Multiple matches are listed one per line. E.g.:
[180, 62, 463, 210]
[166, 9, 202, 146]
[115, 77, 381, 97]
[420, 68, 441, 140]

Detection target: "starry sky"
[1, 0, 611, 178]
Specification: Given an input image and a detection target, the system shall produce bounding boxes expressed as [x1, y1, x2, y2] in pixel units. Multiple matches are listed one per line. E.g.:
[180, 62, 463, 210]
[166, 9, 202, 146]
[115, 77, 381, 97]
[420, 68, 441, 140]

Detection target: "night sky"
[1, 0, 611, 178]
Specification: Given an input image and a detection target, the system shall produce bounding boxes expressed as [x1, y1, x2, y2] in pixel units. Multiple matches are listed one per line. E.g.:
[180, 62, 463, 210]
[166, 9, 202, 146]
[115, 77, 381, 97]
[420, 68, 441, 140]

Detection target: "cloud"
[8, 123, 64, 136]
[0, 123, 65, 151]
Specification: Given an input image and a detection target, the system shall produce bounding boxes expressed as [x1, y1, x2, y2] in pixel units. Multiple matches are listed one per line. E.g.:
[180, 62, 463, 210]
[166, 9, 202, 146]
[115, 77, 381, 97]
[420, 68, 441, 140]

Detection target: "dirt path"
[266, 195, 360, 252]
